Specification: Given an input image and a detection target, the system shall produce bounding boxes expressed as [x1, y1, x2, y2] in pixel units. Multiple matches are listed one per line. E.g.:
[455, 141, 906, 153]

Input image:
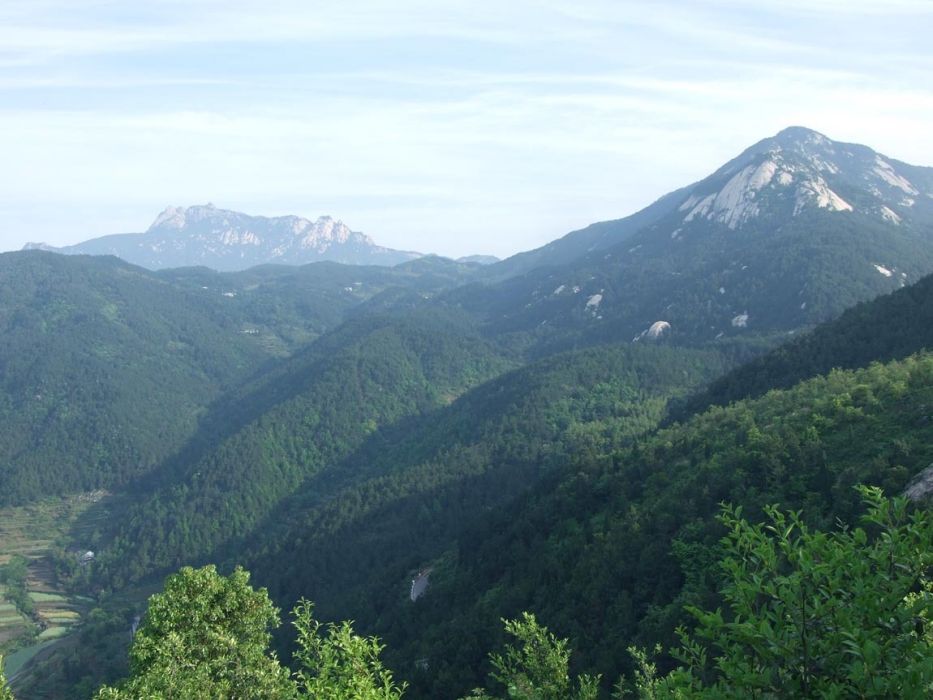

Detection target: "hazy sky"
[1, 1, 931, 258]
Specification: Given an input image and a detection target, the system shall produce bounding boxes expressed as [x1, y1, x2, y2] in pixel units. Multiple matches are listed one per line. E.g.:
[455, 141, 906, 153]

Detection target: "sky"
[1, 1, 932, 259]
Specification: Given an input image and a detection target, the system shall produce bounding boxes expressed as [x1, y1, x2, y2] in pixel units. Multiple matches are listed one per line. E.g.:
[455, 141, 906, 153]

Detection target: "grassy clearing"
[28, 592, 67, 603]
[41, 610, 79, 621]
[37, 627, 70, 641]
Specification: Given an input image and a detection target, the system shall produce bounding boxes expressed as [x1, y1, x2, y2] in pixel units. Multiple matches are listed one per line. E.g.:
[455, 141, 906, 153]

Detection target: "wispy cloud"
[0, 1, 931, 257]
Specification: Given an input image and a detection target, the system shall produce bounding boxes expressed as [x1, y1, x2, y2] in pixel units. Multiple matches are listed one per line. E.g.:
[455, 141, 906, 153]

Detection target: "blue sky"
[1, 1, 931, 258]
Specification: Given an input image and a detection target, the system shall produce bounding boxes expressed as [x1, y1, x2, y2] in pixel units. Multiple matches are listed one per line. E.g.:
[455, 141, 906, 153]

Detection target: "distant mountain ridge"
[674, 125, 932, 230]
[465, 126, 933, 351]
[490, 126, 933, 279]
[11, 125, 933, 698]
[23, 203, 423, 270]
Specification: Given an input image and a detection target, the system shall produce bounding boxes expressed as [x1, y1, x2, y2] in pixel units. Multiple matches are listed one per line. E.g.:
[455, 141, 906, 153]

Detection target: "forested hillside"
[240, 344, 730, 627]
[0, 252, 267, 503]
[684, 268, 933, 416]
[0, 252, 483, 505]
[373, 353, 933, 697]
[157, 256, 487, 351]
[93, 311, 511, 589]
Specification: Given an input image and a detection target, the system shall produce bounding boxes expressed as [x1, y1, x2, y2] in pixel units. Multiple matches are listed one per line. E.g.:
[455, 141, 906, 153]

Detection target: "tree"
[461, 612, 599, 700]
[0, 656, 15, 700]
[94, 565, 293, 699]
[638, 487, 933, 698]
[291, 599, 406, 700]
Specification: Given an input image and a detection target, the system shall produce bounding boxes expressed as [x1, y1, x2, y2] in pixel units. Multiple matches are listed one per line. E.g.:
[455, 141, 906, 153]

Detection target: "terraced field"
[0, 492, 112, 676]
[0, 598, 31, 646]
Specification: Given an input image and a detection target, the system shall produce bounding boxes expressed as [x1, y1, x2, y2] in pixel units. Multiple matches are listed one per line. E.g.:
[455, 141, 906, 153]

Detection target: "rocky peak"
[676, 126, 927, 230]
[30, 204, 420, 270]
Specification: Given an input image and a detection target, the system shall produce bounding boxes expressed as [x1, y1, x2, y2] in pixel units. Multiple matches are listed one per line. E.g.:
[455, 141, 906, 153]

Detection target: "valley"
[1, 126, 932, 698]
[0, 493, 115, 681]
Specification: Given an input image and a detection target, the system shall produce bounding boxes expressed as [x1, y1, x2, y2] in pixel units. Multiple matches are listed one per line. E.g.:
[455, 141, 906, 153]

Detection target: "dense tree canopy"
[460, 613, 599, 700]
[82, 491, 933, 699]
[89, 566, 408, 700]
[0, 657, 13, 700]
[93, 566, 292, 699]
[635, 488, 933, 698]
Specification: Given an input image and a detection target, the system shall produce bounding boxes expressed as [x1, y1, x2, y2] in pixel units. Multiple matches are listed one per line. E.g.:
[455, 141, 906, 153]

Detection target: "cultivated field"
[0, 492, 111, 674]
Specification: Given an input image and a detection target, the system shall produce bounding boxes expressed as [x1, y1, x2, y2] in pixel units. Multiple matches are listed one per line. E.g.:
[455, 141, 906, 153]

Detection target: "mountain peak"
[772, 125, 831, 146]
[732, 126, 835, 167]
[149, 205, 188, 231]
[678, 126, 930, 231]
[38, 205, 421, 271]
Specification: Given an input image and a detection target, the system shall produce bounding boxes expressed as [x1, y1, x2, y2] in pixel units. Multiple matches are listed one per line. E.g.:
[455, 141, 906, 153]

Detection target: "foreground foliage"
[677, 490, 933, 696]
[92, 566, 408, 699]
[461, 613, 599, 700]
[633, 488, 933, 698]
[292, 600, 407, 699]
[93, 566, 292, 699]
[0, 657, 13, 700]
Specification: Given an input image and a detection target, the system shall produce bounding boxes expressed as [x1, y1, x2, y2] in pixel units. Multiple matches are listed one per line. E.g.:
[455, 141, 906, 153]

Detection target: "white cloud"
[0, 1, 931, 258]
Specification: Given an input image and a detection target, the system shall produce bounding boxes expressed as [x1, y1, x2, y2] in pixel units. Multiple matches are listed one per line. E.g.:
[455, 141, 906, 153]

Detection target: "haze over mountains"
[24, 204, 423, 270]
[447, 127, 933, 358]
[490, 126, 933, 277]
[3, 126, 933, 699]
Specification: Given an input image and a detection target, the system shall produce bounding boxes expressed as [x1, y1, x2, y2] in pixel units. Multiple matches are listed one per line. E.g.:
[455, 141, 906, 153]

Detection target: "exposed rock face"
[24, 204, 422, 271]
[904, 464, 933, 502]
[668, 126, 931, 233]
[646, 320, 671, 338]
[633, 320, 671, 342]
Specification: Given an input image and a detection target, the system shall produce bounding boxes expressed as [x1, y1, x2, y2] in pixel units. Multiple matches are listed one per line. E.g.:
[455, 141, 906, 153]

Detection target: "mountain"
[0, 251, 483, 505]
[490, 126, 933, 278]
[375, 351, 933, 698]
[24, 204, 422, 271]
[9, 126, 933, 697]
[0, 251, 273, 504]
[92, 310, 512, 589]
[455, 255, 500, 265]
[461, 127, 933, 353]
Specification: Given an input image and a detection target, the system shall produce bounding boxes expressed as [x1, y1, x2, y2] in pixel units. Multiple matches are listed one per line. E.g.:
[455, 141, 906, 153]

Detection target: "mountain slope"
[25, 204, 421, 270]
[485, 185, 691, 280]
[377, 352, 933, 698]
[92, 310, 511, 588]
[0, 251, 271, 503]
[0, 252, 484, 505]
[459, 127, 933, 354]
[237, 343, 730, 625]
[683, 267, 933, 416]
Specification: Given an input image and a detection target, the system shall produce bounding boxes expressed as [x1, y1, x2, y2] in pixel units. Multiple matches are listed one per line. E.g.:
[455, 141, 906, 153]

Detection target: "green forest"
[3, 158, 933, 699]
[4, 485, 930, 698]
